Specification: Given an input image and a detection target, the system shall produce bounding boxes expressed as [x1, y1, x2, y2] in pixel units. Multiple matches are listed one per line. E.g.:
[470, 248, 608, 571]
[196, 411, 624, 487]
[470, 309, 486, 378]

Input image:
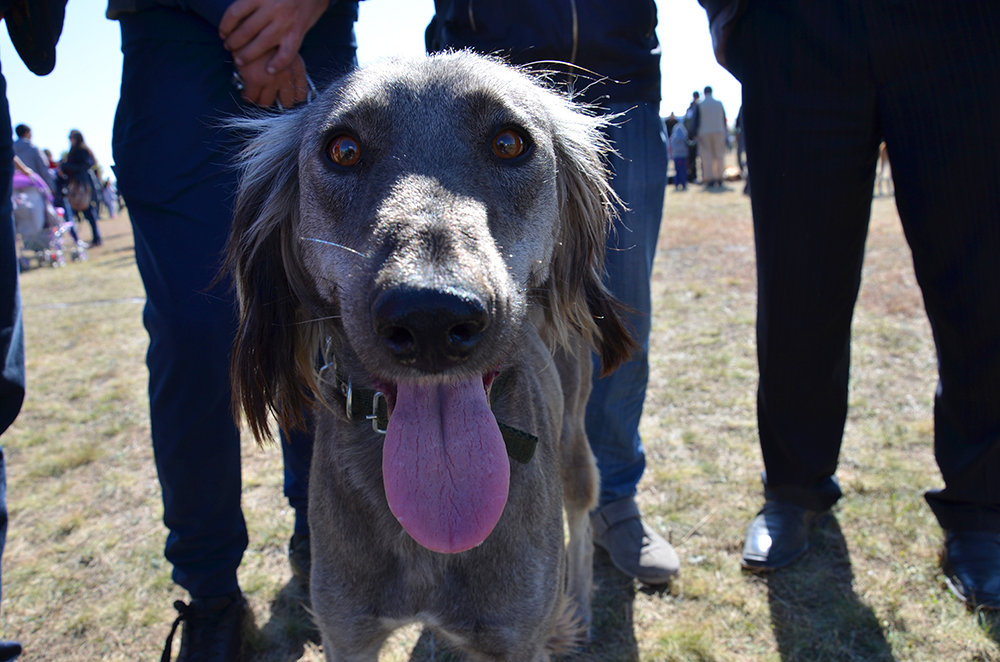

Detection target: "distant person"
[668, 120, 689, 191]
[102, 179, 118, 219]
[12, 124, 54, 193]
[60, 129, 101, 246]
[696, 86, 727, 188]
[684, 90, 700, 184]
[0, 1, 69, 660]
[701, 0, 1000, 612]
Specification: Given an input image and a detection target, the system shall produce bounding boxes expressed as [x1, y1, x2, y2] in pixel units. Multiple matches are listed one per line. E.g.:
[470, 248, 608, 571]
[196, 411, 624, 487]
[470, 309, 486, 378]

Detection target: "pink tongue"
[382, 377, 510, 553]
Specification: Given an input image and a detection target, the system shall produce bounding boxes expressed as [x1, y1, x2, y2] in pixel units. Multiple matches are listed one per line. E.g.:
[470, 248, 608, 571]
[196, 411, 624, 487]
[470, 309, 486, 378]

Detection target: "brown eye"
[327, 135, 361, 167]
[492, 128, 528, 160]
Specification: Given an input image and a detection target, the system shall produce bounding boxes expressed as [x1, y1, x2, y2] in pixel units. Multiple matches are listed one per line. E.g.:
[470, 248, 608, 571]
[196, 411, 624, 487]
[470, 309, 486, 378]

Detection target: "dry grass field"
[1, 177, 997, 661]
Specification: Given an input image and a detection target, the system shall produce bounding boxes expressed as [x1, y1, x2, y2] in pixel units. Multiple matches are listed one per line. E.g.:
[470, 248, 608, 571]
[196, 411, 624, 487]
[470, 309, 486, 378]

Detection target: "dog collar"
[320, 358, 538, 465]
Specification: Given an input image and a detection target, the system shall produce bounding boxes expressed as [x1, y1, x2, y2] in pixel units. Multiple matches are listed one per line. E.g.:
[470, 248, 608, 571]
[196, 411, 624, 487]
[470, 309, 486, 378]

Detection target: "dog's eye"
[327, 135, 361, 167]
[491, 128, 528, 160]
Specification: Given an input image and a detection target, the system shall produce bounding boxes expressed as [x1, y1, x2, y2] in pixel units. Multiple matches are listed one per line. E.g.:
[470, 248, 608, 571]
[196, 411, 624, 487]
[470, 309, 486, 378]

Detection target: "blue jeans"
[673, 158, 688, 188]
[0, 64, 27, 605]
[587, 101, 667, 507]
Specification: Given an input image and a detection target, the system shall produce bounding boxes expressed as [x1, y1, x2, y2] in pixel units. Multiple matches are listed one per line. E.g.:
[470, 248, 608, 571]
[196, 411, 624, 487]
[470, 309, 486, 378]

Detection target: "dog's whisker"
[300, 236, 369, 258]
[290, 315, 341, 325]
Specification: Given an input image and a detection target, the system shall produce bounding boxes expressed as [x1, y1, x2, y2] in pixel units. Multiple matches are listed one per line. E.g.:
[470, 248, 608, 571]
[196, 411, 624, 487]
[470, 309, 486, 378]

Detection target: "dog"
[225, 51, 636, 661]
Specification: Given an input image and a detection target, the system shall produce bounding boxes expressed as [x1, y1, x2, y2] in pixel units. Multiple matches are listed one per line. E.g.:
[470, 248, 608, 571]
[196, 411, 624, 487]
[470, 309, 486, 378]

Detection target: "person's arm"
[13, 155, 32, 176]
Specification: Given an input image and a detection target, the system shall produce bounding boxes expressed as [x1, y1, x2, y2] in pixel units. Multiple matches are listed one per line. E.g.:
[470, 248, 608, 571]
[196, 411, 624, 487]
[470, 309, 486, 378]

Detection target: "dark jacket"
[426, 0, 661, 106]
[106, 0, 359, 33]
[698, 0, 747, 70]
[1, 0, 68, 75]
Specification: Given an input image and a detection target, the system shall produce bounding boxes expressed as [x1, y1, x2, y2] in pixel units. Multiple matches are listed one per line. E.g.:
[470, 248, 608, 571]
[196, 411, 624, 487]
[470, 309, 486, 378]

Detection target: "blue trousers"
[112, 8, 357, 598]
[728, 0, 1000, 529]
[587, 101, 667, 507]
[0, 63, 27, 605]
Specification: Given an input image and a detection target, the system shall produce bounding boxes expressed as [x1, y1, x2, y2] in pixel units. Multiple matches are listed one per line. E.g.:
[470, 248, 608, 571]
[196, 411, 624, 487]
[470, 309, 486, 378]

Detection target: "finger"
[230, 22, 286, 66]
[225, 12, 274, 59]
[266, 37, 300, 75]
[219, 0, 260, 38]
[258, 84, 278, 108]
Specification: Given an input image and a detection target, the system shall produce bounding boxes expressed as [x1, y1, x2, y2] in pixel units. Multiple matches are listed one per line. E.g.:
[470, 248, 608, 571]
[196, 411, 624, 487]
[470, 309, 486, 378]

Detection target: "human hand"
[219, 0, 330, 75]
[237, 51, 309, 108]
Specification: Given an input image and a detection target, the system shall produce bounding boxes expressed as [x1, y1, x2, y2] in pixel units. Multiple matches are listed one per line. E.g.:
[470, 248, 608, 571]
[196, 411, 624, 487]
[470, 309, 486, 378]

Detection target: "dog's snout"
[372, 287, 490, 373]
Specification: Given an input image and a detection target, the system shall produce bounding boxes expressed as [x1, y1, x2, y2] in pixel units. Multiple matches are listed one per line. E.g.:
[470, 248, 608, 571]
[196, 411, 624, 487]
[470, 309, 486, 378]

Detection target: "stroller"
[13, 171, 86, 269]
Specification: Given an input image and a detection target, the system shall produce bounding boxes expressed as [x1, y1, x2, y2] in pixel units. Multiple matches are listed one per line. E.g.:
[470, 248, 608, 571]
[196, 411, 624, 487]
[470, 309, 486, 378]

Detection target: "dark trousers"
[113, 8, 356, 597]
[727, 0, 1000, 529]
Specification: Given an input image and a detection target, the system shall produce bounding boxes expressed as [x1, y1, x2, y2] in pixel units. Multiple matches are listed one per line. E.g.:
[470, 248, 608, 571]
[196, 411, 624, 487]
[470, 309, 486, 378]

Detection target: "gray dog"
[226, 52, 636, 662]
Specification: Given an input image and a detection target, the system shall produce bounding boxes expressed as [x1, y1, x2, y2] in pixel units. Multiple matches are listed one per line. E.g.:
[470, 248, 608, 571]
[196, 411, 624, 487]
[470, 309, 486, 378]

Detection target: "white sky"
[1, 0, 740, 176]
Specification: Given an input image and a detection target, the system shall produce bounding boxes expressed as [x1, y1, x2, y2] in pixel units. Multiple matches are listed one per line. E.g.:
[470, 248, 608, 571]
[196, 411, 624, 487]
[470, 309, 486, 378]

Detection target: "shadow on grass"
[251, 577, 321, 662]
[404, 548, 641, 662]
[762, 514, 894, 662]
[975, 609, 1000, 647]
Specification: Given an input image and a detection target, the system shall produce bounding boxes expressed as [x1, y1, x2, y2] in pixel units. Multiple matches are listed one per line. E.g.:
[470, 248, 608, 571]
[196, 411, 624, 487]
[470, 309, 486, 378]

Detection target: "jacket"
[106, 0, 359, 34]
[426, 0, 661, 106]
[698, 0, 747, 70]
[1, 0, 68, 75]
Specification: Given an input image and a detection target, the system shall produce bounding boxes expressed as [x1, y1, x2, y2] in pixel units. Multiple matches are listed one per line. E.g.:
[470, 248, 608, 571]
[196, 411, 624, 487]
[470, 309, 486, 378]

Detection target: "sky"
[0, 0, 740, 177]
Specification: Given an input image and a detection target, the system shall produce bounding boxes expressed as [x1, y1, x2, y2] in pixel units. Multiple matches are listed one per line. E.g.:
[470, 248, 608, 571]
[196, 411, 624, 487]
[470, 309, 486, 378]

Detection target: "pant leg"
[674, 158, 687, 187]
[113, 21, 251, 598]
[864, 0, 1000, 531]
[727, 0, 882, 511]
[0, 66, 27, 604]
[587, 101, 666, 507]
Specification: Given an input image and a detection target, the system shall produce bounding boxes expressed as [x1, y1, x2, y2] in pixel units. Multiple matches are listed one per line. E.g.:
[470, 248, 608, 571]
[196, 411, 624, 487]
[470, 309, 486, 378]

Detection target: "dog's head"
[227, 52, 636, 552]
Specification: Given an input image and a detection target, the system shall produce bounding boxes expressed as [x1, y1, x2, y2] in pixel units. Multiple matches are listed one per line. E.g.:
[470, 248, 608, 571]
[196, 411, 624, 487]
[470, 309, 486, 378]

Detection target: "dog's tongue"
[382, 377, 509, 553]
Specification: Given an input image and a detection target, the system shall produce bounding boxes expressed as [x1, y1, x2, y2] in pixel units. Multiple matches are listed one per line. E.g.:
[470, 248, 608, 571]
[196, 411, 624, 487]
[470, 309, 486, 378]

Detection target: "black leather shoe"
[741, 500, 826, 571]
[942, 530, 1000, 610]
[161, 590, 249, 662]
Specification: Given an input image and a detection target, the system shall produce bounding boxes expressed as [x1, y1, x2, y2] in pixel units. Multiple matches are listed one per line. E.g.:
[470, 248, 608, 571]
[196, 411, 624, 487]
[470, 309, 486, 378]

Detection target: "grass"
[0, 173, 997, 661]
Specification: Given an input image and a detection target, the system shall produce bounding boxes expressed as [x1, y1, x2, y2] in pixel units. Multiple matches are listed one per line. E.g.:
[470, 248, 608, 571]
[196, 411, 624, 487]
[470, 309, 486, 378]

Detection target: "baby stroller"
[13, 171, 86, 269]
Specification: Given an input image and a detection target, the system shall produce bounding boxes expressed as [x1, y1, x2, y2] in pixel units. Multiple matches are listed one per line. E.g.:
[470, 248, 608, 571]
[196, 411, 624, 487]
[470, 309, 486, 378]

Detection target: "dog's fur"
[226, 52, 636, 661]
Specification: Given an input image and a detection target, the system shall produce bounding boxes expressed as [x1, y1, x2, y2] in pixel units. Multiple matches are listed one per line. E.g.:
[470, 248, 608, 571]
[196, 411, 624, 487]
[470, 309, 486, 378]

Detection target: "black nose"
[372, 286, 490, 373]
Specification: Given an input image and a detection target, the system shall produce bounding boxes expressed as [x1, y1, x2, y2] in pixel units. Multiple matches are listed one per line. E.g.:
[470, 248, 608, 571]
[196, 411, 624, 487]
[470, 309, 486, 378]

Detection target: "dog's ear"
[225, 109, 321, 443]
[543, 101, 638, 376]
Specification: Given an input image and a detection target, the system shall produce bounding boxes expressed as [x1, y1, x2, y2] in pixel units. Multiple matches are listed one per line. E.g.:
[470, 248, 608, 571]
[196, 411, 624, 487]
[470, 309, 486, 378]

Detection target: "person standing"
[60, 129, 101, 246]
[669, 120, 690, 191]
[1, 1, 68, 659]
[12, 125, 54, 193]
[695, 86, 727, 188]
[684, 90, 701, 185]
[107, 0, 359, 659]
[701, 0, 1000, 611]
[427, 0, 680, 587]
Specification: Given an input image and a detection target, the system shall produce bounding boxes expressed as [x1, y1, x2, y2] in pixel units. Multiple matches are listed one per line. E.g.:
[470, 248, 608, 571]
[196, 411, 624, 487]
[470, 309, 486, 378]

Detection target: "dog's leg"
[555, 343, 599, 633]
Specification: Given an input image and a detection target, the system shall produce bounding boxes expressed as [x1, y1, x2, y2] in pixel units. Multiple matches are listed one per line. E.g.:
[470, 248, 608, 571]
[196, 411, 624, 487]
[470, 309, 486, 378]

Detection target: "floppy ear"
[542, 99, 638, 376]
[225, 109, 325, 443]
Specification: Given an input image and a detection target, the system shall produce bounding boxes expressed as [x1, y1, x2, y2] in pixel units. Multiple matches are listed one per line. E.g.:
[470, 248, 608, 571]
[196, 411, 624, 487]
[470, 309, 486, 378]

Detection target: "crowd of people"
[663, 86, 743, 192]
[11, 122, 118, 256]
[0, 0, 997, 661]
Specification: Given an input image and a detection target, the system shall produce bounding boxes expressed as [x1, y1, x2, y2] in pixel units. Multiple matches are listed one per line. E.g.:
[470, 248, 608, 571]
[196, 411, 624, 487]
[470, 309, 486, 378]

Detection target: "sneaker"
[289, 533, 311, 583]
[591, 497, 679, 586]
[161, 590, 249, 662]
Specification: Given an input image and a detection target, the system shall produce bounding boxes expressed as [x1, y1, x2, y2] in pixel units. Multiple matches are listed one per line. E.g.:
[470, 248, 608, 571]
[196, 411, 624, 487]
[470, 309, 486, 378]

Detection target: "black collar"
[320, 358, 538, 465]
